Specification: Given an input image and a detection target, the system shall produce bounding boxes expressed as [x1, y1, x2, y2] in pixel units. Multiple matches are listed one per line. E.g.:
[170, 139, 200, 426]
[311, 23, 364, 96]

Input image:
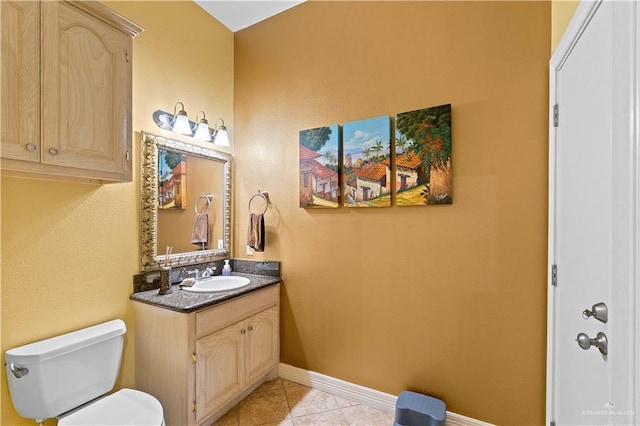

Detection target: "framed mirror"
[140, 131, 232, 271]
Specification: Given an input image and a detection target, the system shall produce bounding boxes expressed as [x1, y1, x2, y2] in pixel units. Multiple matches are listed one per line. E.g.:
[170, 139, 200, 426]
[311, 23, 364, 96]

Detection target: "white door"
[547, 1, 639, 425]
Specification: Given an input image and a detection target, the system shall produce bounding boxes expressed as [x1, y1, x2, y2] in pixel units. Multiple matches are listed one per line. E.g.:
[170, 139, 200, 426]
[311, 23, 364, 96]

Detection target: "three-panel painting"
[299, 104, 452, 208]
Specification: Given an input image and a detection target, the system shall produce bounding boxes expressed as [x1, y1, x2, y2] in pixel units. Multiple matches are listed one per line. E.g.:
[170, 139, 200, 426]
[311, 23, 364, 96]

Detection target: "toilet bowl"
[5, 319, 164, 425]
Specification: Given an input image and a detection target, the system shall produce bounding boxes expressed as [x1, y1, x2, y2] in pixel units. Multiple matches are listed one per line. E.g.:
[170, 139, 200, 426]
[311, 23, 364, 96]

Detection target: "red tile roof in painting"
[354, 162, 387, 181]
[395, 152, 422, 169]
[161, 179, 174, 190]
[300, 144, 322, 160]
[311, 159, 337, 180]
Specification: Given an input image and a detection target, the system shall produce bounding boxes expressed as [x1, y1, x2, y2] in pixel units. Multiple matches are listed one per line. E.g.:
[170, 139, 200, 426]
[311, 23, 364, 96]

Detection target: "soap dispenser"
[222, 260, 232, 276]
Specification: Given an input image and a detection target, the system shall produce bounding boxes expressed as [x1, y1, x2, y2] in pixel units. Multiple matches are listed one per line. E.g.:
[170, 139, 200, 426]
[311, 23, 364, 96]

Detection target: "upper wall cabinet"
[0, 1, 143, 183]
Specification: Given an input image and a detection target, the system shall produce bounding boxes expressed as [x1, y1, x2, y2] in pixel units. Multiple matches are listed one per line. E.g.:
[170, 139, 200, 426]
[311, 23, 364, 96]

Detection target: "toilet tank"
[5, 319, 126, 421]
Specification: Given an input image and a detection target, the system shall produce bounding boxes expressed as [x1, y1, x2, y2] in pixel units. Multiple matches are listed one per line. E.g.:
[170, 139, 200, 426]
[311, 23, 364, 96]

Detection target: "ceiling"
[194, 1, 305, 32]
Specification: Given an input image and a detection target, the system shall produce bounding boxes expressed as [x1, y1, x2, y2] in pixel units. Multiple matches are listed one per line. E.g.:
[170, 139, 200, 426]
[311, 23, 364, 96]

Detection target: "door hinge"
[551, 421, 556, 426]
[551, 264, 558, 287]
[553, 104, 559, 127]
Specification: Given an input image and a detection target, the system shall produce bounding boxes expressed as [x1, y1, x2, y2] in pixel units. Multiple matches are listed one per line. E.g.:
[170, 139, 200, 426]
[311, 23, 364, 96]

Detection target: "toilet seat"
[57, 388, 164, 426]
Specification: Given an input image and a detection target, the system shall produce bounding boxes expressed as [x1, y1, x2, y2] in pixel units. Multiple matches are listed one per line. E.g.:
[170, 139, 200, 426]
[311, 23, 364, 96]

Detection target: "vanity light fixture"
[212, 119, 230, 147]
[193, 111, 212, 141]
[171, 102, 192, 135]
[152, 105, 231, 146]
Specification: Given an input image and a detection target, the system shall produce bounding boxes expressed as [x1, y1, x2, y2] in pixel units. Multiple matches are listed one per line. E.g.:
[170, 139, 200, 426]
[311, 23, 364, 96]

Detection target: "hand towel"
[247, 213, 265, 252]
[191, 213, 209, 246]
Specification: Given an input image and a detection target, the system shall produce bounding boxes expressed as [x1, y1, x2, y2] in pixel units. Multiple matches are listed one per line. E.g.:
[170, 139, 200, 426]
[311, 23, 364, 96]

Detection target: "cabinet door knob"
[247, 325, 253, 332]
[48, 148, 59, 156]
[241, 329, 246, 335]
[26, 143, 37, 152]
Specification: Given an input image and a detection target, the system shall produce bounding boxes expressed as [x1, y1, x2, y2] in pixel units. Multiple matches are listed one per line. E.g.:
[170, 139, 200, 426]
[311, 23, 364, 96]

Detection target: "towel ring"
[249, 191, 269, 215]
[195, 193, 213, 214]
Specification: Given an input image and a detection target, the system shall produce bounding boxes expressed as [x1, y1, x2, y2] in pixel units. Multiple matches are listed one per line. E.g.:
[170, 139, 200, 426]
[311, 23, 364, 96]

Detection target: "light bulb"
[172, 112, 192, 135]
[213, 127, 230, 147]
[194, 121, 211, 141]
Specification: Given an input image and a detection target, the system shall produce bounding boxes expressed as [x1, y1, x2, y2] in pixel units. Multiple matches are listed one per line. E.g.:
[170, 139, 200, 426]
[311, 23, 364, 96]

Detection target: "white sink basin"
[181, 276, 251, 293]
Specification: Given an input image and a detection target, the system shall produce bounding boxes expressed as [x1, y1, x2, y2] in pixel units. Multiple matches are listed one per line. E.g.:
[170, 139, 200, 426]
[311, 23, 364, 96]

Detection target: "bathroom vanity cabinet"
[133, 285, 280, 426]
[0, 0, 142, 183]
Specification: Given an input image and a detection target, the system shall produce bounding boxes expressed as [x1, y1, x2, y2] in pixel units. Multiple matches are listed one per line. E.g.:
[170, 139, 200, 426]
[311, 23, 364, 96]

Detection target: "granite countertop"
[129, 272, 281, 313]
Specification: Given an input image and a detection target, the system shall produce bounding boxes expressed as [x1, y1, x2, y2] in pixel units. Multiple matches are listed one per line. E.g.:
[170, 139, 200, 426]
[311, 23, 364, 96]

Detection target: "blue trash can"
[394, 390, 446, 426]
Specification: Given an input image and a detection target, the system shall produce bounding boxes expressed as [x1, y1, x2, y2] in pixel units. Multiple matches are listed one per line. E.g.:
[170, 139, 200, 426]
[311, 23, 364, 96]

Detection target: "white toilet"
[5, 319, 164, 426]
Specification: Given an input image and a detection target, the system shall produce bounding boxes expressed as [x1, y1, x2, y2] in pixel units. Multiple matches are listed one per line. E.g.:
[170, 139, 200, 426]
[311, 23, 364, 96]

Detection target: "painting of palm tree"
[299, 125, 340, 208]
[395, 104, 452, 206]
[342, 116, 391, 207]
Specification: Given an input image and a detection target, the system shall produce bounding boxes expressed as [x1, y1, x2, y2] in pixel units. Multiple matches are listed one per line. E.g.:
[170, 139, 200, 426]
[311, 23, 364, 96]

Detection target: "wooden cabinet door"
[1, 1, 40, 162]
[244, 306, 279, 385]
[41, 1, 131, 177]
[195, 321, 244, 423]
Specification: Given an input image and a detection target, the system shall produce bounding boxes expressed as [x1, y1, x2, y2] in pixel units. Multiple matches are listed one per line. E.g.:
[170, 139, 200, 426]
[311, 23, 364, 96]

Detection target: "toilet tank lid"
[5, 319, 126, 364]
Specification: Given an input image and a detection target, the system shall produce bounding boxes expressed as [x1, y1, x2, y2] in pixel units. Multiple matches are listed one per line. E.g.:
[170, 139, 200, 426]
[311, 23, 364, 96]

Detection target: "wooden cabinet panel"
[195, 322, 244, 423]
[0, 0, 140, 183]
[0, 1, 40, 162]
[245, 306, 279, 385]
[41, 1, 130, 175]
[195, 305, 279, 421]
[195, 285, 279, 338]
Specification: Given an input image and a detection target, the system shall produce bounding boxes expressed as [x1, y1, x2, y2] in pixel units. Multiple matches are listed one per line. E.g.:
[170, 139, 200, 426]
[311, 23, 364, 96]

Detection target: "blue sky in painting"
[343, 116, 391, 159]
[158, 149, 172, 179]
[313, 124, 340, 166]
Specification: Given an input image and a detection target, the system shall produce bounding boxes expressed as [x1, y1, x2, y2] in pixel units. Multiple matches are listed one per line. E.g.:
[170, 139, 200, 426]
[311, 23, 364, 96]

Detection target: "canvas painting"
[299, 124, 340, 208]
[342, 116, 391, 207]
[158, 148, 187, 209]
[394, 104, 452, 206]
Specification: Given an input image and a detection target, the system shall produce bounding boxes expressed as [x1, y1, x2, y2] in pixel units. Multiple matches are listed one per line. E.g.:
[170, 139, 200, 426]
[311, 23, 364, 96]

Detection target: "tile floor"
[213, 378, 396, 426]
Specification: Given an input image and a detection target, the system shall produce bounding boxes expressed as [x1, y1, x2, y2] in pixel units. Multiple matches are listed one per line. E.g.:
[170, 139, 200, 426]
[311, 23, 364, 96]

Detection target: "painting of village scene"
[158, 148, 187, 209]
[342, 116, 391, 207]
[394, 104, 452, 206]
[299, 124, 340, 208]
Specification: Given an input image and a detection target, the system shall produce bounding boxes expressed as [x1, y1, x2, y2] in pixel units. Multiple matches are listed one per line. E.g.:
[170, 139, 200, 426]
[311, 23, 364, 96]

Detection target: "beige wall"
[552, 0, 580, 51]
[0, 2, 233, 425]
[233, 1, 550, 424]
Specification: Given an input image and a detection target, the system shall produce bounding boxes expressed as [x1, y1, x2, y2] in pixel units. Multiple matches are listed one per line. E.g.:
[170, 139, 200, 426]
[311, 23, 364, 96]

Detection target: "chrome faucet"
[188, 267, 216, 281]
[201, 266, 216, 278]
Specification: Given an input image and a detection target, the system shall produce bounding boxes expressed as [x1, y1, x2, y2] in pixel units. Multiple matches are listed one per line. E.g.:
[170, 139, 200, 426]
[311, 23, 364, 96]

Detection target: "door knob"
[582, 302, 608, 323]
[576, 332, 608, 355]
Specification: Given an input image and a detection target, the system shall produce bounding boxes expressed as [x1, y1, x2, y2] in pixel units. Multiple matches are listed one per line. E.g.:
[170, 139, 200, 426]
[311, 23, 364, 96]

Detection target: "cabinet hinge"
[125, 150, 130, 163]
[125, 50, 130, 63]
[192, 352, 196, 364]
[550, 421, 556, 426]
[553, 104, 559, 127]
[192, 400, 197, 413]
[551, 264, 558, 287]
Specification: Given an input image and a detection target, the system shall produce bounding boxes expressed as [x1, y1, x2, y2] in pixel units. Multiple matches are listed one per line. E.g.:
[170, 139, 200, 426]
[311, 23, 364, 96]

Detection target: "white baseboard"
[278, 363, 493, 426]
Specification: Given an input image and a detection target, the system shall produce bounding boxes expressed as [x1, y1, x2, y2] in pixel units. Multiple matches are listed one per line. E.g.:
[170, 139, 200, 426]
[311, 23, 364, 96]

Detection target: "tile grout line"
[216, 378, 395, 426]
